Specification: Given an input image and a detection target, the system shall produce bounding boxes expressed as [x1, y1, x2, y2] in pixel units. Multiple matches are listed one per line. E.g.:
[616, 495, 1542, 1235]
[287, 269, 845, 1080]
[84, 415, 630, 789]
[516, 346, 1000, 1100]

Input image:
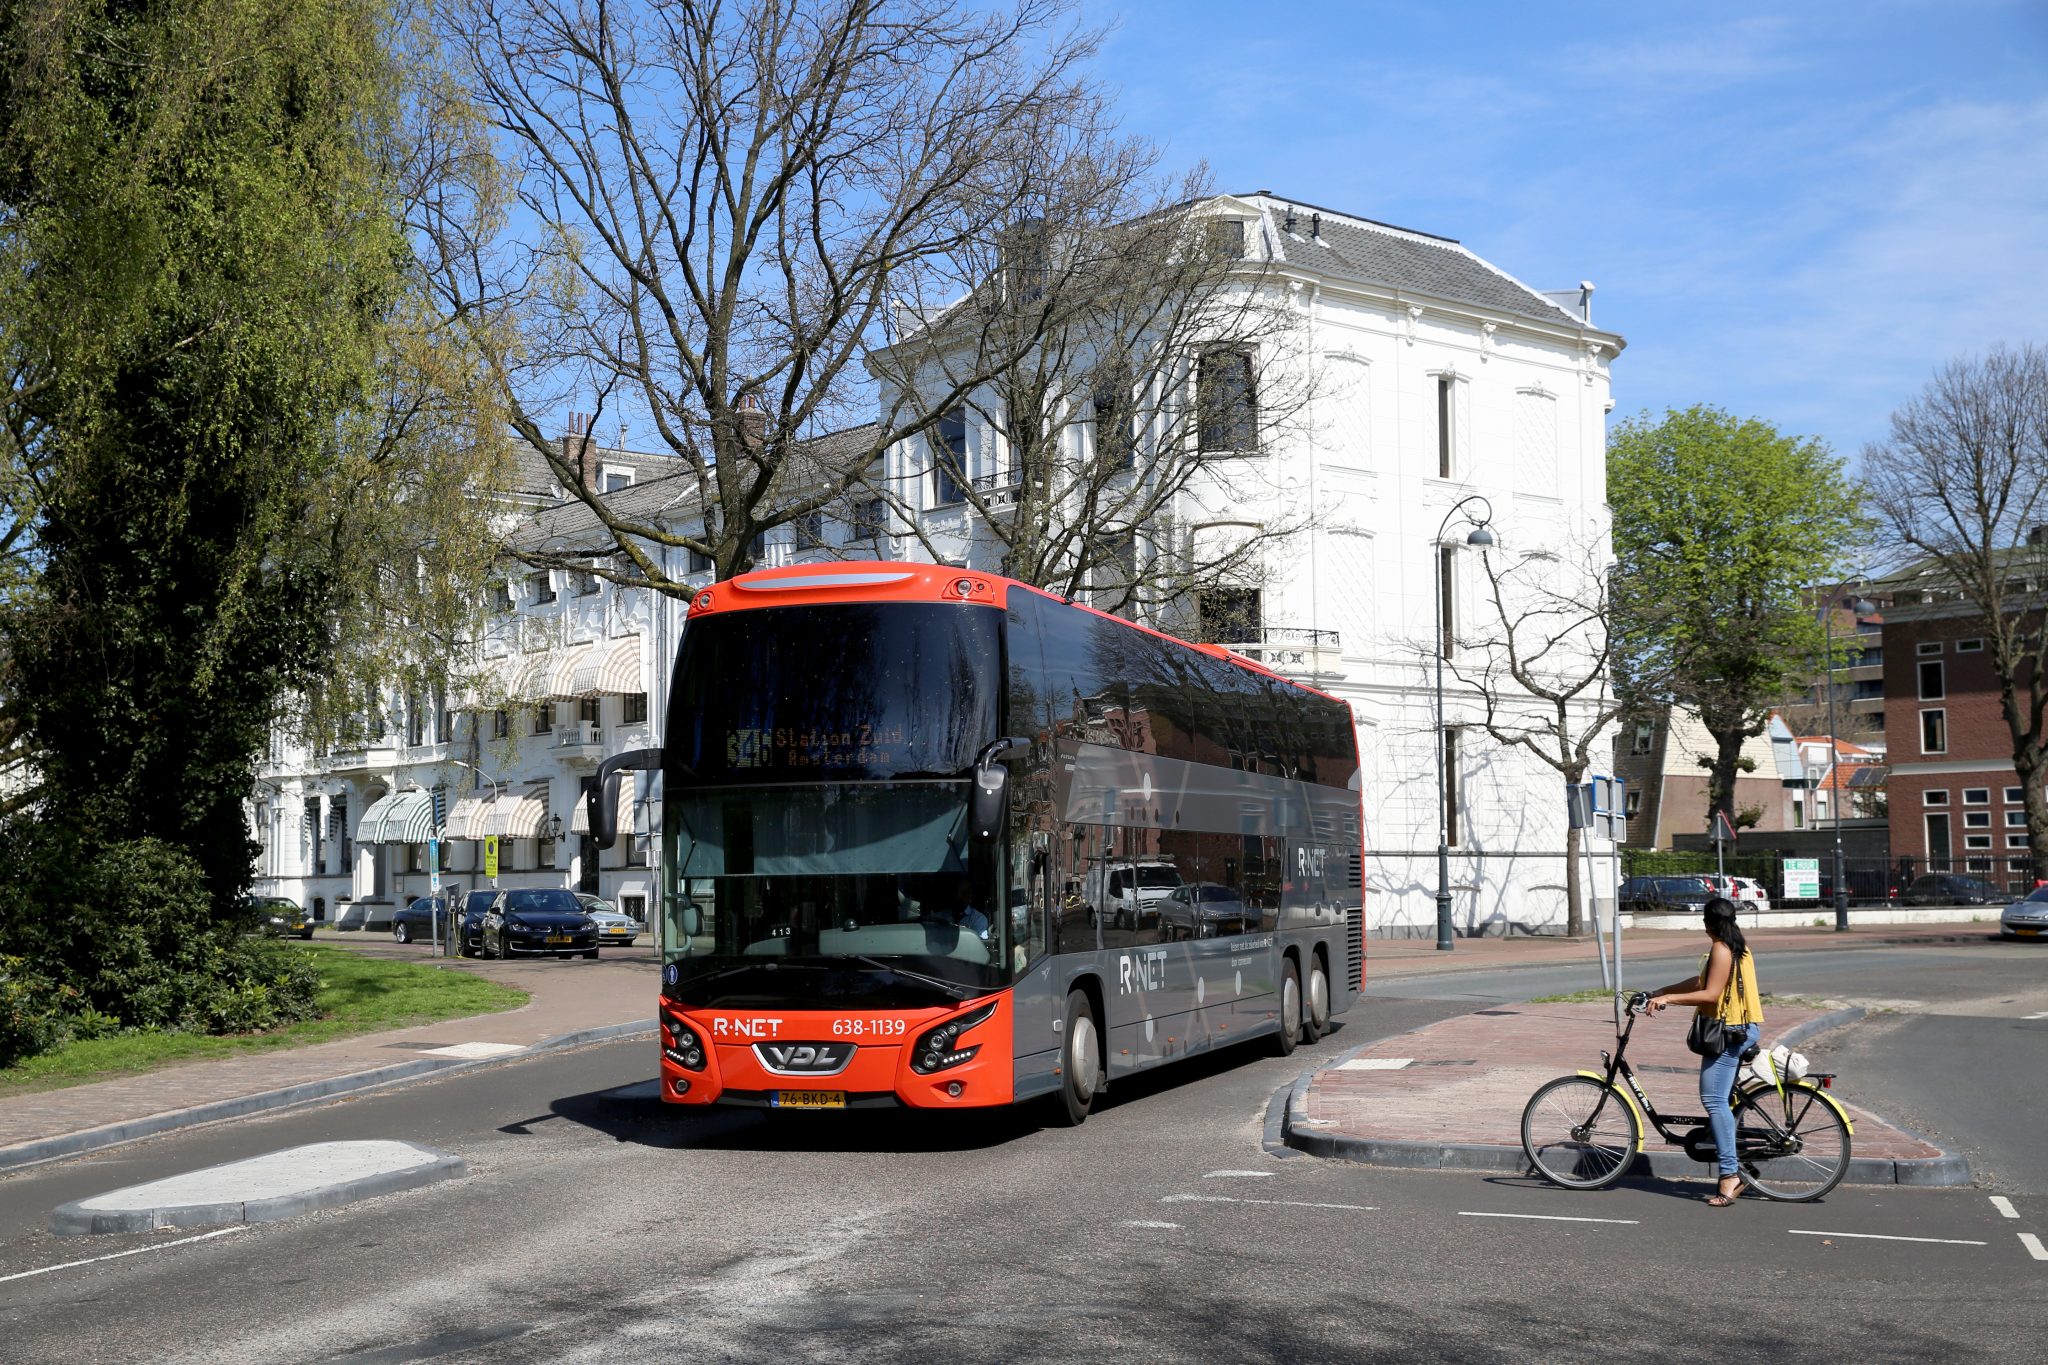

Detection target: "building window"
[622, 692, 648, 725]
[1197, 349, 1258, 453]
[533, 705, 553, 736]
[1630, 721, 1654, 755]
[573, 567, 601, 596]
[1436, 375, 1456, 478]
[406, 688, 426, 746]
[933, 408, 967, 505]
[1918, 660, 1944, 700]
[1965, 834, 1992, 850]
[1923, 789, 1949, 806]
[1957, 638, 1984, 653]
[1093, 371, 1136, 472]
[1963, 787, 1989, 804]
[2007, 809, 2028, 827]
[794, 512, 827, 550]
[1967, 857, 1992, 873]
[852, 498, 886, 541]
[1204, 217, 1245, 259]
[620, 893, 647, 923]
[578, 697, 601, 728]
[1198, 588, 1262, 643]
[488, 581, 513, 613]
[1964, 811, 1991, 828]
[602, 468, 633, 493]
[491, 708, 510, 740]
[1925, 811, 1951, 860]
[2009, 834, 2032, 849]
[1439, 546, 1458, 655]
[1444, 728, 1462, 848]
[1920, 708, 1947, 754]
[2005, 786, 2024, 803]
[687, 546, 713, 574]
[1624, 789, 1643, 817]
[1916, 641, 1942, 656]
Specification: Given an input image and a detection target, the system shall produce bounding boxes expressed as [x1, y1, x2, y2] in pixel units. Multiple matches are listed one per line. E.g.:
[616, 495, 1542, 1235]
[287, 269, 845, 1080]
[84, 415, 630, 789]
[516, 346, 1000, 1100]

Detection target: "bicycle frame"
[1589, 1000, 1713, 1146]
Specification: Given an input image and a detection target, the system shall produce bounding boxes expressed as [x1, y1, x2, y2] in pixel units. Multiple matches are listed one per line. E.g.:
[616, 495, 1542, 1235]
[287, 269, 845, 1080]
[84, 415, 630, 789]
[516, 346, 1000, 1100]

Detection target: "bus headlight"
[910, 1001, 997, 1075]
[664, 1016, 704, 1070]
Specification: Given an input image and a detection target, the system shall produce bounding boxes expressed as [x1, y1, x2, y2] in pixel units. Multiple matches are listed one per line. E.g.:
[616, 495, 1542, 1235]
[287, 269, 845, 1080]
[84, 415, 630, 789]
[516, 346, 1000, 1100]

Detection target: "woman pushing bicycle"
[1646, 897, 1765, 1206]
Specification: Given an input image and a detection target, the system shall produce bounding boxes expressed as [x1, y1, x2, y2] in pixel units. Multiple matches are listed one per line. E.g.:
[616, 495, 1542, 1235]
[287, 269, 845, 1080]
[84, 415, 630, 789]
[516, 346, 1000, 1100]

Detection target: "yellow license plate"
[772, 1091, 846, 1109]
[2019, 927, 2040, 936]
[547, 935, 571, 944]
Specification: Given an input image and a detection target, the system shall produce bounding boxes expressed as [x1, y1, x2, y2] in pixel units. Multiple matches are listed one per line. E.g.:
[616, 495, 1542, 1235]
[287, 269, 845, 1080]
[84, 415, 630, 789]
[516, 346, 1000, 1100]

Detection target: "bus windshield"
[661, 781, 1015, 1004]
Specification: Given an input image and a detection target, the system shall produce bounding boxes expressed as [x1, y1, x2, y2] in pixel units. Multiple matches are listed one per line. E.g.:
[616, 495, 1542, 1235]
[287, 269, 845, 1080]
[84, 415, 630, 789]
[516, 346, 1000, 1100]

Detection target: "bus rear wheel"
[1053, 989, 1101, 1126]
[1274, 959, 1301, 1057]
[1302, 955, 1330, 1043]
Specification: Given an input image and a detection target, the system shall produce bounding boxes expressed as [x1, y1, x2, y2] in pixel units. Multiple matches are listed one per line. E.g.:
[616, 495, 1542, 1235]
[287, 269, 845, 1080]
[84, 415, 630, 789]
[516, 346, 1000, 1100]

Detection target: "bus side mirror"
[590, 747, 662, 848]
[970, 736, 1030, 842]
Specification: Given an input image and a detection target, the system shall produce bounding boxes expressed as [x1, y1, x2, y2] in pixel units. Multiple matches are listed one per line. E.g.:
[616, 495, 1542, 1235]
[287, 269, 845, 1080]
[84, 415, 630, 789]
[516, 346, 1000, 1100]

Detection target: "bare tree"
[430, 0, 1137, 587]
[1864, 342, 2048, 873]
[1446, 532, 1644, 936]
[864, 174, 1319, 625]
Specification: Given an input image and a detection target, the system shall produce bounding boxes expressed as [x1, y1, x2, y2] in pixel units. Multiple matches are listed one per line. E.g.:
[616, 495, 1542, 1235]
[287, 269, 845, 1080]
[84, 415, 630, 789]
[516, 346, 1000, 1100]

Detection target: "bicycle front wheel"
[1522, 1075, 1641, 1190]
[1734, 1082, 1852, 1201]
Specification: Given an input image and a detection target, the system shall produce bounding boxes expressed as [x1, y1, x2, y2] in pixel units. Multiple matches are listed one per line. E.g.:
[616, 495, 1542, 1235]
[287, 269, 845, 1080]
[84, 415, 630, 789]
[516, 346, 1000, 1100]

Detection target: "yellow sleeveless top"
[1697, 948, 1763, 1026]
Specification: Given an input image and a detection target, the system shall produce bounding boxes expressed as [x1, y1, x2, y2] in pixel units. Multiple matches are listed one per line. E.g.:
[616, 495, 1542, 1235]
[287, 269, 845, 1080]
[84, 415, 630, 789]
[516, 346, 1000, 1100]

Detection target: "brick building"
[1882, 599, 2037, 892]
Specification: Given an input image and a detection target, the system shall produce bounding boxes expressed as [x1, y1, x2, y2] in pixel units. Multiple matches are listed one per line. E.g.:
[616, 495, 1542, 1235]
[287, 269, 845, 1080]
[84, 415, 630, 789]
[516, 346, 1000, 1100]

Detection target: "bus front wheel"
[1274, 959, 1301, 1057]
[1054, 989, 1101, 1126]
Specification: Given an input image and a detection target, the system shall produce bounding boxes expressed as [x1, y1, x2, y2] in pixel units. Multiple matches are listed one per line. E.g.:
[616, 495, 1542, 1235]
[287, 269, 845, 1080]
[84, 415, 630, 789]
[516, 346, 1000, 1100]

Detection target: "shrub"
[0, 956, 71, 1067]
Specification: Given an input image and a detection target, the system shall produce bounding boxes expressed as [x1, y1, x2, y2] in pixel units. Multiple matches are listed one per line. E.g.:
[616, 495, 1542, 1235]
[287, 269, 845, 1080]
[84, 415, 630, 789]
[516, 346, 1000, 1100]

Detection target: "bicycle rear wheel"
[1734, 1082, 1851, 1201]
[1522, 1075, 1641, 1190]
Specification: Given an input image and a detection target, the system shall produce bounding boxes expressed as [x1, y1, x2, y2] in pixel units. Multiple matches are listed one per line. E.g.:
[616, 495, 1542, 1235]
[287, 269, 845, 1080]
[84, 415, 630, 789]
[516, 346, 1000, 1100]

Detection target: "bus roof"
[694, 561, 1348, 708]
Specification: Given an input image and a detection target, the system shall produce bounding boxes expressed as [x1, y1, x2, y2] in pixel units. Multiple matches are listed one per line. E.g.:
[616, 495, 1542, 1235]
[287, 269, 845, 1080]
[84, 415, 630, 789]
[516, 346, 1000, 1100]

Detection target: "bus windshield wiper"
[835, 955, 975, 1000]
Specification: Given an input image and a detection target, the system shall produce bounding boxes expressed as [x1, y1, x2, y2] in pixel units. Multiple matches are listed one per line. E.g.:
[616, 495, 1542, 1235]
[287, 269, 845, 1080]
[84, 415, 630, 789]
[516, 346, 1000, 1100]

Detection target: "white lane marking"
[1123, 1220, 1181, 1229]
[2021, 1011, 2048, 1021]
[1162, 1195, 1374, 1211]
[1990, 1196, 2021, 1219]
[1336, 1057, 1413, 1071]
[0, 1227, 248, 1285]
[1788, 1230, 1986, 1246]
[1203, 1169, 1275, 1179]
[1458, 1212, 1640, 1226]
[2021, 1233, 2048, 1261]
[420, 1041, 524, 1059]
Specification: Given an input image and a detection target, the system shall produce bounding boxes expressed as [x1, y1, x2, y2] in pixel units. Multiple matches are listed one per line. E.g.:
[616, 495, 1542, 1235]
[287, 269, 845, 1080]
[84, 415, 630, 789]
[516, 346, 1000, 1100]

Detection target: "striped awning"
[358, 789, 435, 845]
[549, 645, 594, 699]
[502, 651, 551, 702]
[486, 784, 552, 840]
[572, 636, 642, 697]
[446, 794, 493, 840]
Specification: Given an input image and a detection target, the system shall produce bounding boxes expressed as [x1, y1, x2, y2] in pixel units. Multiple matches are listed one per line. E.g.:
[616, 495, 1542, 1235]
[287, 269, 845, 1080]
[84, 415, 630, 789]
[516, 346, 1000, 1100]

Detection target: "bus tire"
[1274, 958, 1301, 1057]
[1053, 989, 1101, 1126]
[1302, 953, 1330, 1044]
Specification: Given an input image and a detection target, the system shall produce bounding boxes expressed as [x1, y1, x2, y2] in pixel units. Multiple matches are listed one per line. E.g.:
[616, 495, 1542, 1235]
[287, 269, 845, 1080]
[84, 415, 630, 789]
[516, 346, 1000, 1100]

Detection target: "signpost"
[484, 835, 500, 882]
[1784, 857, 1821, 903]
[1709, 810, 1736, 888]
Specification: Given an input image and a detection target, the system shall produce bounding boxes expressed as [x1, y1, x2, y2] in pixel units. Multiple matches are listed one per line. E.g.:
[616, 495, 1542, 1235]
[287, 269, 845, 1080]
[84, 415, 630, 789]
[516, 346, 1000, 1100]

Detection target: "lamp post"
[441, 759, 504, 955]
[1434, 494, 1496, 951]
[1824, 594, 1877, 931]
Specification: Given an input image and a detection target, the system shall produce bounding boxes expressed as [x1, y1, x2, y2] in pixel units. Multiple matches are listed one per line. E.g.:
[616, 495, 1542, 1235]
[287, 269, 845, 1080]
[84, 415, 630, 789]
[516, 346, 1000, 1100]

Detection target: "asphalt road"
[0, 941, 2041, 1363]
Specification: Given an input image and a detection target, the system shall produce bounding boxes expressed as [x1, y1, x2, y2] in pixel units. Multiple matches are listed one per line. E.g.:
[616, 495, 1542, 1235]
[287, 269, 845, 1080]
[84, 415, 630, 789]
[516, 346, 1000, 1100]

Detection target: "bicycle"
[1520, 991, 1854, 1201]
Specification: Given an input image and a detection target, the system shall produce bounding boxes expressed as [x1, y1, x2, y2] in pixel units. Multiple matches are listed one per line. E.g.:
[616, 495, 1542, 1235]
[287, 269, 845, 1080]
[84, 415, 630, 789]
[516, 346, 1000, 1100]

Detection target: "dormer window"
[1205, 218, 1245, 260]
[601, 467, 633, 493]
[530, 570, 555, 605]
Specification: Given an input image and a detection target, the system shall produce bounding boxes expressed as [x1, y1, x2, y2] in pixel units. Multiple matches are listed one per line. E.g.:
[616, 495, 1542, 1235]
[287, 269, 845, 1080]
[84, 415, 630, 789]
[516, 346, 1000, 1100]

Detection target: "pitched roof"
[1240, 193, 1603, 333]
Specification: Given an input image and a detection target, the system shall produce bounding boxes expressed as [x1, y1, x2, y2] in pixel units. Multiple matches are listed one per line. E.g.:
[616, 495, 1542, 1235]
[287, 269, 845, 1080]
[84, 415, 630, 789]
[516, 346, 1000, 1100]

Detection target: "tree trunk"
[1701, 722, 1747, 836]
[1563, 819, 1585, 938]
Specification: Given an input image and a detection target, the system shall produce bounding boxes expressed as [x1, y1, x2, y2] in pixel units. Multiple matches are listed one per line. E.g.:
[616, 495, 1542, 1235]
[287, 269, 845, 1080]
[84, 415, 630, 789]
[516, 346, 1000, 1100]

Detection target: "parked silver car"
[2000, 885, 2048, 940]
[574, 893, 641, 947]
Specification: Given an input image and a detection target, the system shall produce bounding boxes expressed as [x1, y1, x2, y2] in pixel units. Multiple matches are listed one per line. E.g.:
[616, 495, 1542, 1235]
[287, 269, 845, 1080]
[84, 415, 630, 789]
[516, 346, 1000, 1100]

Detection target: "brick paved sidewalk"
[1289, 1001, 1966, 1185]
[0, 950, 657, 1172]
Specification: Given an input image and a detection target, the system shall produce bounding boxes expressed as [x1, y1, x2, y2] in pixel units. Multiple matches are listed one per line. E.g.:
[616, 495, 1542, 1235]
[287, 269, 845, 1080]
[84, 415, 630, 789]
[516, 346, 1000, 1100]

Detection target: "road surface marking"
[2021, 1011, 2048, 1021]
[421, 1041, 526, 1059]
[1990, 1196, 2021, 1219]
[1336, 1057, 1413, 1071]
[2021, 1233, 2048, 1261]
[1788, 1230, 1986, 1246]
[0, 1227, 247, 1285]
[1162, 1195, 1373, 1211]
[1123, 1220, 1181, 1229]
[1203, 1169, 1275, 1179]
[1458, 1212, 1640, 1225]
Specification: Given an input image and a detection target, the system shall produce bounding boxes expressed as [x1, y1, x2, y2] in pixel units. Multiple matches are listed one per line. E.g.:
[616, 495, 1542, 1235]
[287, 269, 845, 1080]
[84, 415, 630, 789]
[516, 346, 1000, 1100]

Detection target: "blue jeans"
[1700, 1022, 1762, 1177]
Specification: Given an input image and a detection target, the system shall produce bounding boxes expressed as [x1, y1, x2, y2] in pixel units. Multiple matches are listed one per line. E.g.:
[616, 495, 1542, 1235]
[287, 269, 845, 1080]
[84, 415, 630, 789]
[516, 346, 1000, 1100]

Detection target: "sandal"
[1705, 1177, 1740, 1207]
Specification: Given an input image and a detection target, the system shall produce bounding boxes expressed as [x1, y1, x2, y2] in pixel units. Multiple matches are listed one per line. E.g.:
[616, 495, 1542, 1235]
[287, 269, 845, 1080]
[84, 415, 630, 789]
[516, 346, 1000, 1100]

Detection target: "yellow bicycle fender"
[1739, 1079, 1855, 1135]
[1576, 1070, 1646, 1151]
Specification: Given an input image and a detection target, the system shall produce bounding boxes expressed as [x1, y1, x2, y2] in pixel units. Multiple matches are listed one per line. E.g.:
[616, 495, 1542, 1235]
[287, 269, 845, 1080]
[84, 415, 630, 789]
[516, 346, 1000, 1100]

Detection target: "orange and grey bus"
[588, 561, 1364, 1123]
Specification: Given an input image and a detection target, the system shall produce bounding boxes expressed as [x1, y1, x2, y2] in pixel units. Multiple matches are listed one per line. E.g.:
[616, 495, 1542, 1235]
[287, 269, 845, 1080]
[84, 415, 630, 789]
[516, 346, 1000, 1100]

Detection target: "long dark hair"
[1703, 897, 1747, 960]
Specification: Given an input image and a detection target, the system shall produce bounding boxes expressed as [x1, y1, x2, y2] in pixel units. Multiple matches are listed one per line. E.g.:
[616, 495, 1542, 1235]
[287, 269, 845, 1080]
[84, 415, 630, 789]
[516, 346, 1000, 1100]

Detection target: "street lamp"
[1824, 593, 1877, 932]
[1434, 494, 1496, 951]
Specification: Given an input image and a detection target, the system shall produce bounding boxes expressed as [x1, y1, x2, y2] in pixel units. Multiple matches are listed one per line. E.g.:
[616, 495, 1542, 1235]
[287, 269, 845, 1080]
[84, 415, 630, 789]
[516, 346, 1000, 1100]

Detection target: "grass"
[0, 946, 528, 1098]
[1528, 988, 1614, 1003]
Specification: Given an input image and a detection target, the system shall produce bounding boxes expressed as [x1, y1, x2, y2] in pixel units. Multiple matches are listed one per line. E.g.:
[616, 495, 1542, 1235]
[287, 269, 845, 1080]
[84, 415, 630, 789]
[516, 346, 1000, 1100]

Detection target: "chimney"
[736, 393, 766, 452]
[2028, 525, 2048, 547]
[560, 412, 597, 491]
[1310, 212, 1321, 240]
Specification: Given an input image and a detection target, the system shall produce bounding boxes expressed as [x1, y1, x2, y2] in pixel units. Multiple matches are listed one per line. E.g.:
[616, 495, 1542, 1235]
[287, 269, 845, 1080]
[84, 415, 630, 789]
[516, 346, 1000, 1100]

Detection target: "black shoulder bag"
[1684, 955, 1746, 1058]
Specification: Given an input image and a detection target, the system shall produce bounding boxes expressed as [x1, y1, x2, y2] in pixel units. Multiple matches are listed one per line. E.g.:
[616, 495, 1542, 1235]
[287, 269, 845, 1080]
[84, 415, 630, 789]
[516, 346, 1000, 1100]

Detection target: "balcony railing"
[970, 471, 1021, 505]
[1219, 628, 1343, 680]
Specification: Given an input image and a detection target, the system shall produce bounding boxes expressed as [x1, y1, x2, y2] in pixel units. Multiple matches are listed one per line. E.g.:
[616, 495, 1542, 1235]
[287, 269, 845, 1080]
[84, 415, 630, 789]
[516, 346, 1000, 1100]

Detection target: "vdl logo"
[754, 1041, 854, 1074]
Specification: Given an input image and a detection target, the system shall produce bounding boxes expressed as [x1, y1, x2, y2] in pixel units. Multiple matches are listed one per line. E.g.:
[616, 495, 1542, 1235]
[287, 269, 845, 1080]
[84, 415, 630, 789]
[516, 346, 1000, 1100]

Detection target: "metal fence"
[1620, 846, 2043, 906]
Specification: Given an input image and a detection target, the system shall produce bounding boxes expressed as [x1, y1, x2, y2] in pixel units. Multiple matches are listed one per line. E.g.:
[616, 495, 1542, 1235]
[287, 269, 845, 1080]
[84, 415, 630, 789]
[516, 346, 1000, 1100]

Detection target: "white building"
[253, 190, 1623, 938]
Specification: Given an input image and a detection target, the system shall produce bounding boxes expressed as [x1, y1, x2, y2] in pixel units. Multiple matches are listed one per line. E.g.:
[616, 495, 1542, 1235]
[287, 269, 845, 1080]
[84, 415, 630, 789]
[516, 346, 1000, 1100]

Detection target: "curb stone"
[49, 1140, 468, 1235]
[0, 1020, 654, 1178]
[1281, 1005, 1974, 1188]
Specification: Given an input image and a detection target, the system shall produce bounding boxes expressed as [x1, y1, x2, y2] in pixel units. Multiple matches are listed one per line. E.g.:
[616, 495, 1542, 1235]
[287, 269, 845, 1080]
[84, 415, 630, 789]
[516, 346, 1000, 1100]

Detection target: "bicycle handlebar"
[1625, 991, 1650, 1016]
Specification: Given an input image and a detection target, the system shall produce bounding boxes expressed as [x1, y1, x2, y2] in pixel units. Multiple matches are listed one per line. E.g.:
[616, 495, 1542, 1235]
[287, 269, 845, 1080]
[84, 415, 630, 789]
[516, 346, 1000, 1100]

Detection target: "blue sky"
[1089, 0, 2048, 464]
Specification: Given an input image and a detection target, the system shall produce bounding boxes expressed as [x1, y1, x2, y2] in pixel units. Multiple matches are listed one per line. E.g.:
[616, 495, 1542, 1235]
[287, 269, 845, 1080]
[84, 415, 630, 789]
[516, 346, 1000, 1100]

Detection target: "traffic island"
[1280, 1001, 1971, 1187]
[49, 1139, 467, 1235]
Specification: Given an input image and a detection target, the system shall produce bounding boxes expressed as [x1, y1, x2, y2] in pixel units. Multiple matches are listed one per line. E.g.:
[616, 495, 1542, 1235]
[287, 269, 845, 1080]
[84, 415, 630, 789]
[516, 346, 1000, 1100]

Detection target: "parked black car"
[392, 896, 453, 945]
[241, 894, 313, 940]
[1618, 875, 1717, 913]
[1900, 873, 2004, 907]
[452, 890, 503, 956]
[478, 888, 600, 959]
